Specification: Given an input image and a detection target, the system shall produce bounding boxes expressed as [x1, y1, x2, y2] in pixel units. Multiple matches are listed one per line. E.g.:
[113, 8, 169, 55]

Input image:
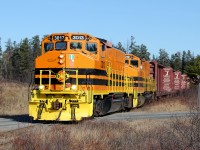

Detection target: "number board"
[54, 35, 65, 41]
[71, 35, 85, 40]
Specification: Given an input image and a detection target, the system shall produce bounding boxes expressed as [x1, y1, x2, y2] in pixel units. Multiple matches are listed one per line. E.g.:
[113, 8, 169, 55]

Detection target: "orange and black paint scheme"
[29, 33, 156, 121]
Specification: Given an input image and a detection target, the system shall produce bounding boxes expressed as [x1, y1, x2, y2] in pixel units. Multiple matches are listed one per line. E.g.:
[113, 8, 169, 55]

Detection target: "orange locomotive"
[29, 33, 156, 121]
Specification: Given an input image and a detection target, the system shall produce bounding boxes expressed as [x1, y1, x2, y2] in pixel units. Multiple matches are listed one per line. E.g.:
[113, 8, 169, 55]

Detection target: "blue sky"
[0, 0, 199, 57]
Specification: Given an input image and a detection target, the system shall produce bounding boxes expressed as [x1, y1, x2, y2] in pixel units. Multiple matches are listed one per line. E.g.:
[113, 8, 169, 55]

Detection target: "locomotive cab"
[34, 33, 105, 91]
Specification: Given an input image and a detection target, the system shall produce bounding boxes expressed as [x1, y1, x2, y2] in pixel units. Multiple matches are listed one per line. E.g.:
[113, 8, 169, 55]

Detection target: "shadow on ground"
[0, 114, 84, 124]
[0, 114, 33, 123]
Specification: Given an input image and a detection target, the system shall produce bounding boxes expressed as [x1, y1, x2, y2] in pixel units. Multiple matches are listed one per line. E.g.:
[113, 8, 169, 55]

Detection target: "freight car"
[150, 60, 190, 98]
[150, 61, 174, 98]
[29, 33, 156, 121]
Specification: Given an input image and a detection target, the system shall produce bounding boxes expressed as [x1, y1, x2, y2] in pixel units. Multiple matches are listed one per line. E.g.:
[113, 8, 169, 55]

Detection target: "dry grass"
[4, 115, 199, 150]
[0, 80, 29, 115]
[136, 97, 190, 113]
[2, 120, 163, 150]
[136, 87, 198, 113]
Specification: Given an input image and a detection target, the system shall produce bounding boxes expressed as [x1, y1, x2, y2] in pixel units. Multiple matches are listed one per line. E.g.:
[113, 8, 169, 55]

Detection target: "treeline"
[0, 35, 199, 84]
[0, 36, 41, 82]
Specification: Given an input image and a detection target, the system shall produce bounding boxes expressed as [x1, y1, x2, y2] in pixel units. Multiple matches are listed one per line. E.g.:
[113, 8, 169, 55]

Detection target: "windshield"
[56, 42, 67, 50]
[70, 42, 82, 49]
[44, 43, 54, 52]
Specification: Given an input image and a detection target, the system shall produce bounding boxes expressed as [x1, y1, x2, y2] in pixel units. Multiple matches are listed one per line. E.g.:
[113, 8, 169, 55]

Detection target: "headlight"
[71, 85, 77, 90]
[59, 59, 64, 64]
[39, 85, 45, 90]
[59, 54, 64, 59]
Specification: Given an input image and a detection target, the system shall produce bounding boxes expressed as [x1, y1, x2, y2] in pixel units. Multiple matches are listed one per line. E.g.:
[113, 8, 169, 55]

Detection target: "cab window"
[56, 42, 67, 50]
[44, 43, 54, 52]
[130, 60, 138, 67]
[70, 42, 82, 49]
[86, 42, 97, 54]
[102, 44, 106, 51]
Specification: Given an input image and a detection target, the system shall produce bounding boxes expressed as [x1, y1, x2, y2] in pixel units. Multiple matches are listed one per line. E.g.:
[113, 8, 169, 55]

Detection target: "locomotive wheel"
[137, 95, 145, 107]
[94, 100, 103, 117]
[125, 95, 133, 111]
[153, 92, 158, 101]
[120, 100, 126, 111]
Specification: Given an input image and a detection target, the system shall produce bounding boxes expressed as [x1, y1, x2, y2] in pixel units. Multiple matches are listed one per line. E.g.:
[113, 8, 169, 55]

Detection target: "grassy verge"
[9, 115, 200, 150]
[0, 80, 29, 115]
[137, 87, 198, 113]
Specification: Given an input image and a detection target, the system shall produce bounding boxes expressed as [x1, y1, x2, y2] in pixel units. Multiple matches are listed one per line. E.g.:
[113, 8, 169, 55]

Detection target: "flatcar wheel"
[137, 95, 145, 107]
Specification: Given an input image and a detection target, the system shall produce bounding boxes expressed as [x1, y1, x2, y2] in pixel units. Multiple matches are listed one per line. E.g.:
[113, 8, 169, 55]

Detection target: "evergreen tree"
[157, 49, 170, 66]
[11, 41, 21, 81]
[186, 55, 200, 84]
[18, 38, 33, 82]
[115, 42, 126, 53]
[170, 52, 181, 71]
[129, 36, 151, 60]
[185, 50, 194, 66]
[181, 50, 187, 73]
[139, 44, 150, 60]
[129, 36, 139, 56]
[2, 38, 14, 79]
[31, 35, 41, 58]
[152, 54, 157, 60]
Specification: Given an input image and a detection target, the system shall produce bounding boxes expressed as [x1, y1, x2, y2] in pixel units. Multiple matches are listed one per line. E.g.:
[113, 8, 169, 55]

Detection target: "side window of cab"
[44, 43, 54, 52]
[85, 42, 97, 54]
[125, 60, 129, 64]
[130, 60, 138, 68]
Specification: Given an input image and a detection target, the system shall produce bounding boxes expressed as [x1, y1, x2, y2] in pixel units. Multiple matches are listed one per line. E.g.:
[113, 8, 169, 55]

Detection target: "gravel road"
[95, 111, 198, 121]
[0, 115, 33, 132]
